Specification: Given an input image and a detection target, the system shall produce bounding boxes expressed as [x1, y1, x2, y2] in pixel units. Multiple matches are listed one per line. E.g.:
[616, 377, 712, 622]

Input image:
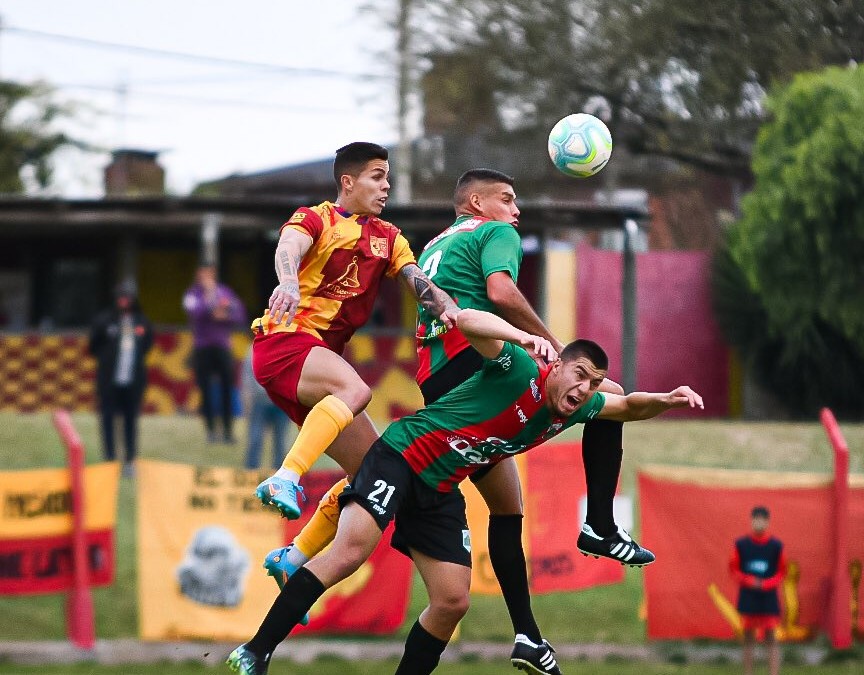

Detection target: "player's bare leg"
[263, 413, 380, 584]
[395, 550, 470, 674]
[256, 347, 371, 518]
[230, 503, 382, 675]
[765, 628, 780, 675]
[742, 628, 755, 675]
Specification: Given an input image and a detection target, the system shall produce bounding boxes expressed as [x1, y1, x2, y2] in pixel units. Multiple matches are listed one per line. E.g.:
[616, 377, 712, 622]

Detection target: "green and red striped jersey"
[382, 342, 605, 492]
[415, 215, 522, 384]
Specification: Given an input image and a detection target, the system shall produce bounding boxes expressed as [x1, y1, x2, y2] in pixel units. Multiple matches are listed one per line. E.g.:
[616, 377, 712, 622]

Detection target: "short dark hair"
[333, 142, 389, 190]
[453, 168, 514, 207]
[751, 505, 770, 519]
[560, 339, 609, 371]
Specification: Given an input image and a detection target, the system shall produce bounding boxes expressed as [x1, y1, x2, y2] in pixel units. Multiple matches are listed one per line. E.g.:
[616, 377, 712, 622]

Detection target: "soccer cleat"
[226, 644, 270, 675]
[577, 524, 655, 567]
[511, 635, 561, 674]
[262, 546, 309, 626]
[255, 476, 306, 519]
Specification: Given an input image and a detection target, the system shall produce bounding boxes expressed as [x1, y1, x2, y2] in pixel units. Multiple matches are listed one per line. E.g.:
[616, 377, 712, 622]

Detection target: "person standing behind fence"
[241, 347, 296, 470]
[88, 281, 154, 477]
[730, 505, 786, 675]
[183, 264, 246, 444]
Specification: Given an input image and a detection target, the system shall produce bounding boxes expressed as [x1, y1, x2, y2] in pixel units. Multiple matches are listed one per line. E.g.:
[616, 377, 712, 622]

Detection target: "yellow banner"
[137, 459, 285, 641]
[0, 463, 119, 540]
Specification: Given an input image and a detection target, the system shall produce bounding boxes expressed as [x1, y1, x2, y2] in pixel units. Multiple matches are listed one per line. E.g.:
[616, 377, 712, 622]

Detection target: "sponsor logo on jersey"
[288, 211, 306, 224]
[495, 353, 512, 370]
[530, 378, 541, 401]
[369, 236, 389, 258]
[515, 405, 528, 424]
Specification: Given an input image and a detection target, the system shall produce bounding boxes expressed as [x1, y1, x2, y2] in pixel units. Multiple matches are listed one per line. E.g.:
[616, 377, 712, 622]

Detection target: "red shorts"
[252, 331, 329, 425]
[741, 614, 780, 634]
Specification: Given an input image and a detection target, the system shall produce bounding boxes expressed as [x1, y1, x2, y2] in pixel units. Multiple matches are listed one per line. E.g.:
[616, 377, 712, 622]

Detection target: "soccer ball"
[547, 113, 613, 178]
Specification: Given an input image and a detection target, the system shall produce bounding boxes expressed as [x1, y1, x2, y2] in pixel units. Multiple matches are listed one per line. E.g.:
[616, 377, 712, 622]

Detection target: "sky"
[0, 0, 404, 196]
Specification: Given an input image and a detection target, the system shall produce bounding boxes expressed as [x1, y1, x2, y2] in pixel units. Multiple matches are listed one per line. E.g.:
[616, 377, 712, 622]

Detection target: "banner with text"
[0, 462, 119, 594]
[137, 461, 412, 641]
[640, 466, 864, 640]
[465, 442, 624, 595]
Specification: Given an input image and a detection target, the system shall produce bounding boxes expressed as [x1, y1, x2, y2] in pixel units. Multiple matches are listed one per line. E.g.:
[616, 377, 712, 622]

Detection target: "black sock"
[582, 418, 624, 537]
[245, 567, 325, 657]
[395, 619, 448, 674]
[488, 514, 542, 643]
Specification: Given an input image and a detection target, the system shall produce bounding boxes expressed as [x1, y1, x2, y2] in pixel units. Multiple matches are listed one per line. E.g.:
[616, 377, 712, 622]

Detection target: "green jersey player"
[228, 308, 703, 675]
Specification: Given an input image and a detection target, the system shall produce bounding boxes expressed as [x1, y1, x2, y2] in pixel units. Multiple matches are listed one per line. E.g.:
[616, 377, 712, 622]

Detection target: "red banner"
[0, 530, 114, 595]
[640, 466, 864, 641]
[466, 443, 624, 595]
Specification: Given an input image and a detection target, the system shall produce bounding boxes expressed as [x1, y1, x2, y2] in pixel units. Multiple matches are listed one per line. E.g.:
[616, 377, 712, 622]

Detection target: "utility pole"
[393, 0, 412, 204]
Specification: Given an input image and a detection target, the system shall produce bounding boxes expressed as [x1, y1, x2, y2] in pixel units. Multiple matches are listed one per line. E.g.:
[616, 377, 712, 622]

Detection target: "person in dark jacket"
[88, 281, 154, 477]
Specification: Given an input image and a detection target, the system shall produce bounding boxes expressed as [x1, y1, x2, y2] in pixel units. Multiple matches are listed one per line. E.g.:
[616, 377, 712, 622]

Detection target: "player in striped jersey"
[228, 308, 703, 675]
[250, 142, 458, 521]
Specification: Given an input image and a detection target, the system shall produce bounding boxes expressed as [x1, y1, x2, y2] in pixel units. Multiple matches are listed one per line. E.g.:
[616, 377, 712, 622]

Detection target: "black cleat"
[511, 635, 561, 674]
[577, 524, 655, 567]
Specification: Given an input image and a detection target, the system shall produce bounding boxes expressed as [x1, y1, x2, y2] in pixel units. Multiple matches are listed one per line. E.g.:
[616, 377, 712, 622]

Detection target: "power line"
[56, 81, 360, 114]
[4, 25, 393, 81]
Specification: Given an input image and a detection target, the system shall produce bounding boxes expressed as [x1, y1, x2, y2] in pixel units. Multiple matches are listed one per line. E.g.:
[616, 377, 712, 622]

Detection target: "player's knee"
[430, 590, 470, 623]
[335, 381, 372, 414]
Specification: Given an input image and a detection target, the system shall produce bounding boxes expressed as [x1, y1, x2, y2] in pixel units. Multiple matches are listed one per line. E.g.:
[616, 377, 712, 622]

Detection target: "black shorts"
[339, 439, 472, 567]
[420, 347, 495, 483]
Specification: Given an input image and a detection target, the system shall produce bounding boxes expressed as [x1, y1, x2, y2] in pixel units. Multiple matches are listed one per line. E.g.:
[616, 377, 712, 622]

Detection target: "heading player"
[228, 307, 703, 675]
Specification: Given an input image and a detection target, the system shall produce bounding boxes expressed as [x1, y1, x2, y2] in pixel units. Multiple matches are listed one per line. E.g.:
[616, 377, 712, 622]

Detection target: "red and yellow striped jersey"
[252, 201, 416, 354]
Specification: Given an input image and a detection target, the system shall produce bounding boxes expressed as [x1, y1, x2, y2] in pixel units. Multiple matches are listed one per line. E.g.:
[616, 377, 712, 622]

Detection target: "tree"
[712, 65, 864, 418]
[405, 0, 864, 176]
[0, 80, 80, 194]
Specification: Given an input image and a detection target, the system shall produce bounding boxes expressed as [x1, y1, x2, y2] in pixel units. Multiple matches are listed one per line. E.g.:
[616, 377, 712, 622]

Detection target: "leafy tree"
[712, 65, 864, 418]
[403, 0, 863, 176]
[0, 80, 79, 193]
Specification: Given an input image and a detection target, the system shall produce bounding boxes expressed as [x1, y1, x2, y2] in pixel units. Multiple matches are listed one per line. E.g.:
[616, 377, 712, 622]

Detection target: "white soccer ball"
[547, 113, 613, 178]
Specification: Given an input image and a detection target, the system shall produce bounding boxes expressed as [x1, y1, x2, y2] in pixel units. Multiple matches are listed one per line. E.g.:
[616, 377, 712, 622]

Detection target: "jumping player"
[251, 142, 457, 520]
[227, 307, 703, 675]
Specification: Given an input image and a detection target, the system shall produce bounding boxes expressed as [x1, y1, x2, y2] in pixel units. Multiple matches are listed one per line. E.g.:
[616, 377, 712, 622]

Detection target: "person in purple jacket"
[183, 264, 246, 443]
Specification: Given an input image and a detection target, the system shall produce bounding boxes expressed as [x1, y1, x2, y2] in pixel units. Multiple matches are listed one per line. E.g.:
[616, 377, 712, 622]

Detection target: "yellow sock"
[281, 395, 354, 475]
[294, 477, 348, 558]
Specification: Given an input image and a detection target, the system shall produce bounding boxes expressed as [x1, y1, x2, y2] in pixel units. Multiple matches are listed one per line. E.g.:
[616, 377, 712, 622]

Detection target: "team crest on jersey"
[369, 236, 388, 258]
[462, 529, 472, 553]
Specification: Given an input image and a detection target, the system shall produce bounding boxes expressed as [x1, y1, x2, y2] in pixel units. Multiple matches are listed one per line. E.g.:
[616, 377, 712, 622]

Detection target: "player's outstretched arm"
[269, 228, 313, 325]
[399, 263, 460, 328]
[598, 386, 703, 422]
[456, 308, 558, 362]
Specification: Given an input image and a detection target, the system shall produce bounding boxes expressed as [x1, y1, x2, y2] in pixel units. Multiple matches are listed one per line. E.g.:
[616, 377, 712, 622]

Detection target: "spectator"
[241, 347, 296, 470]
[729, 505, 786, 675]
[183, 264, 246, 444]
[88, 280, 154, 477]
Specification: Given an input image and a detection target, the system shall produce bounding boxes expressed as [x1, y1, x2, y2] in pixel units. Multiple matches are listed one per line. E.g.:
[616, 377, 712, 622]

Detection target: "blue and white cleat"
[263, 545, 309, 625]
[226, 644, 270, 675]
[255, 476, 306, 519]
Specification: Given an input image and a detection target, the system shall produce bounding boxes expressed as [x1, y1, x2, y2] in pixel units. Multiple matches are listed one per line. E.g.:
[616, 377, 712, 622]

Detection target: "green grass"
[1, 660, 864, 675]
[1, 413, 863, 647]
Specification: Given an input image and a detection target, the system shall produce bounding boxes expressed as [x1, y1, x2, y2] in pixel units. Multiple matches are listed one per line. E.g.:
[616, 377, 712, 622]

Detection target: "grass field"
[1, 412, 862, 651]
[2, 660, 864, 675]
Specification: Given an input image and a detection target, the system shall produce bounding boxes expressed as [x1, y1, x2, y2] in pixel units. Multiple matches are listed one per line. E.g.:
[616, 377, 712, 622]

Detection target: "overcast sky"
[0, 0, 402, 196]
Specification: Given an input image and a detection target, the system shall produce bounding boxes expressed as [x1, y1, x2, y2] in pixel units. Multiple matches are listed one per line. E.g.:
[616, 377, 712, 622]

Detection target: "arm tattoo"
[276, 248, 301, 288]
[402, 265, 455, 315]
